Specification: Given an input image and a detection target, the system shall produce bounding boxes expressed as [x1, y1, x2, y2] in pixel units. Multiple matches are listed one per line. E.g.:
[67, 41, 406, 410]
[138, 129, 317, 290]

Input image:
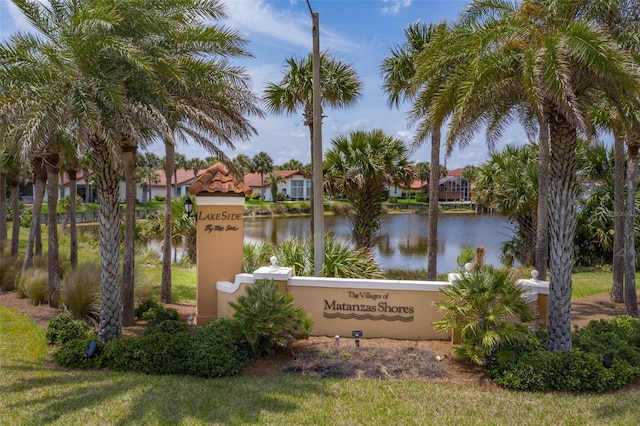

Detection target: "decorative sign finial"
[531, 270, 539, 280]
[269, 256, 278, 268]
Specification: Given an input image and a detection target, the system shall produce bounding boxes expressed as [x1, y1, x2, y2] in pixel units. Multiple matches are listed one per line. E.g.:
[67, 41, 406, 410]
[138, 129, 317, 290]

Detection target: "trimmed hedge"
[487, 317, 640, 392]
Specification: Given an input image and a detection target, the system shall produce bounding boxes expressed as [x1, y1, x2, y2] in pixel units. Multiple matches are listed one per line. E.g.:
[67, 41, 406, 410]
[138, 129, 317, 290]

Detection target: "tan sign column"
[188, 163, 251, 326]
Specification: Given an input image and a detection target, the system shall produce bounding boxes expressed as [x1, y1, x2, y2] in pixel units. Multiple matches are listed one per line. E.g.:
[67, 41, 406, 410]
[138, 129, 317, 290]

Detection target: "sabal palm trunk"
[45, 153, 60, 308]
[122, 141, 137, 325]
[68, 169, 78, 268]
[23, 157, 47, 270]
[161, 140, 174, 304]
[427, 125, 441, 280]
[93, 139, 123, 342]
[624, 142, 639, 316]
[535, 114, 550, 279]
[611, 134, 625, 303]
[0, 173, 7, 243]
[10, 181, 20, 258]
[546, 110, 578, 351]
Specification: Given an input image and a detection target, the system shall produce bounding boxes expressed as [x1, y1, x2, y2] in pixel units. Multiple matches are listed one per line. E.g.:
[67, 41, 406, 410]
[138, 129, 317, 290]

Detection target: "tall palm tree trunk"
[624, 142, 639, 316]
[546, 110, 578, 351]
[0, 173, 7, 243]
[122, 141, 137, 325]
[611, 134, 625, 303]
[161, 140, 174, 304]
[427, 125, 441, 280]
[68, 169, 78, 268]
[10, 181, 20, 258]
[45, 153, 60, 308]
[93, 138, 123, 342]
[23, 157, 47, 270]
[535, 114, 550, 279]
[305, 102, 315, 235]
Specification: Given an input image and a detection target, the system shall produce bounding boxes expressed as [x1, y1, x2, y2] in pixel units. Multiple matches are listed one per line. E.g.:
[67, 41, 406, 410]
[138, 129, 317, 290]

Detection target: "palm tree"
[1, 0, 260, 341]
[381, 21, 451, 280]
[475, 144, 539, 267]
[267, 172, 285, 202]
[263, 51, 363, 232]
[324, 129, 413, 249]
[278, 159, 304, 171]
[422, 0, 640, 350]
[231, 154, 253, 176]
[252, 152, 274, 201]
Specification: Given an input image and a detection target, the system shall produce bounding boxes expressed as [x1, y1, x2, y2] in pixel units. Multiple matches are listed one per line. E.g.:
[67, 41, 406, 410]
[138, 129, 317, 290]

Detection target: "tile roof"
[188, 163, 251, 196]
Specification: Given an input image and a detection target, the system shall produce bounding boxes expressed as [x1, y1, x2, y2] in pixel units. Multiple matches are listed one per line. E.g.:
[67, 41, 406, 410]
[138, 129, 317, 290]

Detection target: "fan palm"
[252, 151, 274, 201]
[422, 0, 640, 350]
[263, 52, 363, 231]
[381, 21, 451, 280]
[324, 129, 413, 249]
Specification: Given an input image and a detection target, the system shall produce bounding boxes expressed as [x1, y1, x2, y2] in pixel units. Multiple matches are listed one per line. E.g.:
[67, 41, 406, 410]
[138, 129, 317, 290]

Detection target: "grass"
[2, 308, 640, 425]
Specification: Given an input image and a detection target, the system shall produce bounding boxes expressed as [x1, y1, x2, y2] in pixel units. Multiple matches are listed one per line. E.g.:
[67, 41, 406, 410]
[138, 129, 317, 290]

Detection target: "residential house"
[243, 170, 311, 201]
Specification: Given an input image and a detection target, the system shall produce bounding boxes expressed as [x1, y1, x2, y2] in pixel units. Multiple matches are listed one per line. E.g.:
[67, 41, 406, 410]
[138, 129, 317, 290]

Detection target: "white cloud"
[381, 0, 412, 16]
[223, 0, 361, 54]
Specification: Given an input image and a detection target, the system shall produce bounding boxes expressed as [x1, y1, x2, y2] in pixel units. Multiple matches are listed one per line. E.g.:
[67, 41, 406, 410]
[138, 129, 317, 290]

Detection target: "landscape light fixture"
[352, 330, 362, 348]
[184, 196, 194, 218]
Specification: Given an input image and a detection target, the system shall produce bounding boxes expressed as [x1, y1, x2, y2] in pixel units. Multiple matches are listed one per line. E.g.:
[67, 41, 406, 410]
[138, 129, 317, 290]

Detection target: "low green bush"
[141, 305, 180, 325]
[142, 319, 191, 336]
[46, 313, 90, 345]
[53, 336, 103, 369]
[136, 331, 193, 375]
[101, 336, 142, 372]
[134, 298, 162, 319]
[230, 280, 312, 357]
[154, 195, 165, 201]
[488, 318, 640, 392]
[415, 192, 428, 203]
[188, 318, 252, 378]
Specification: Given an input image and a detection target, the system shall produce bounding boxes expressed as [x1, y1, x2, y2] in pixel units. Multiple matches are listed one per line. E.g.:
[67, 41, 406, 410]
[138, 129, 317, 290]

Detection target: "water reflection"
[244, 213, 513, 274]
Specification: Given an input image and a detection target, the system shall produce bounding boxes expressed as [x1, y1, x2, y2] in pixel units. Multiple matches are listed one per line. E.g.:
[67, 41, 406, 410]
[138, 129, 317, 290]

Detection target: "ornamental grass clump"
[230, 279, 312, 357]
[16, 268, 48, 305]
[60, 261, 101, 323]
[434, 265, 535, 365]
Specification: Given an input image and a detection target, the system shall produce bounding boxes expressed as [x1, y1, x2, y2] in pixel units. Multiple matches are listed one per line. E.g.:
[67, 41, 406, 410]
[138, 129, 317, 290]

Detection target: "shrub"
[329, 201, 350, 215]
[60, 261, 101, 323]
[101, 336, 142, 372]
[434, 266, 535, 365]
[188, 318, 253, 378]
[415, 192, 428, 203]
[136, 331, 193, 375]
[134, 298, 162, 319]
[273, 234, 384, 279]
[142, 319, 191, 337]
[141, 305, 180, 325]
[456, 247, 475, 270]
[242, 241, 274, 273]
[0, 255, 20, 291]
[230, 280, 313, 357]
[488, 319, 640, 392]
[17, 268, 48, 305]
[54, 336, 103, 369]
[46, 313, 90, 345]
[154, 195, 166, 201]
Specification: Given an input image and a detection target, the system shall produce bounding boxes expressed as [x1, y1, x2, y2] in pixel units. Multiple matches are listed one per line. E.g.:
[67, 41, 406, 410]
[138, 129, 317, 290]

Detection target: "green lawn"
[2, 307, 640, 425]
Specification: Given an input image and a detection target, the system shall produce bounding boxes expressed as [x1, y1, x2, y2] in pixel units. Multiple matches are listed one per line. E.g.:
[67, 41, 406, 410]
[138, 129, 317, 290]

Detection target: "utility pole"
[307, 0, 324, 275]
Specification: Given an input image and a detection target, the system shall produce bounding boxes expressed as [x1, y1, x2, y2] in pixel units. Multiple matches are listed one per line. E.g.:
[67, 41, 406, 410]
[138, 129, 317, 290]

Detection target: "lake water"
[244, 214, 514, 274]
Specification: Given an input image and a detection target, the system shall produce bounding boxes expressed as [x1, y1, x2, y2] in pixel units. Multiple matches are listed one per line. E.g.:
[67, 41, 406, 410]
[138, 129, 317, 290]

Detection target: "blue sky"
[0, 0, 532, 169]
